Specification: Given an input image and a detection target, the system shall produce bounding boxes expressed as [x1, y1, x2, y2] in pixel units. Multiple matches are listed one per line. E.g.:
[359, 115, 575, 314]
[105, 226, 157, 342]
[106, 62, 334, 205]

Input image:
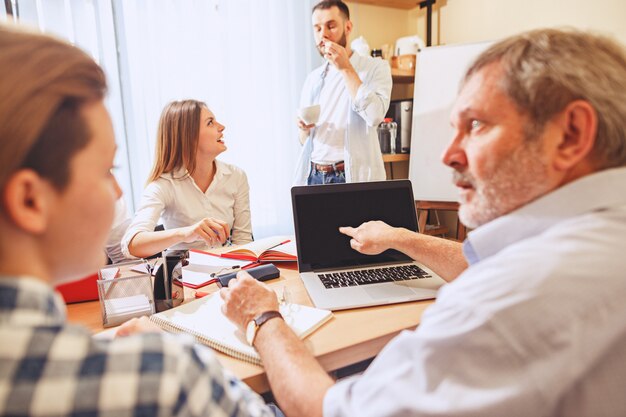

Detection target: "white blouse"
[122, 161, 252, 258]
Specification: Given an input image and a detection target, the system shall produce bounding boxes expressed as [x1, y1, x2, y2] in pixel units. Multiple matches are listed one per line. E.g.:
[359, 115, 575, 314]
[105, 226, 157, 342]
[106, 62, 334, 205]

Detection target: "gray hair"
[464, 28, 626, 168]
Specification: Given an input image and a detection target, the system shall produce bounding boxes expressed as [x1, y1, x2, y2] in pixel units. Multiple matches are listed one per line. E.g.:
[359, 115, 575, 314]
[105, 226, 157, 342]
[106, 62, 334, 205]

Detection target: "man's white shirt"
[325, 167, 626, 417]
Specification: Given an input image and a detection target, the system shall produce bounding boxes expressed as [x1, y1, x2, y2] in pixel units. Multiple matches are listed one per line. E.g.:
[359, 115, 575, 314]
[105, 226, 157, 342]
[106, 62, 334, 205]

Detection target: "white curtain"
[115, 0, 321, 237]
[6, 0, 322, 238]
[7, 0, 134, 212]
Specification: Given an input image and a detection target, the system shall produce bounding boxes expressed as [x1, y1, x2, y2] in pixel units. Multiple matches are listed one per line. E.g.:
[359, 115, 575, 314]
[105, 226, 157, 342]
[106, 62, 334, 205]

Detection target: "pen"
[210, 265, 241, 278]
[265, 239, 291, 251]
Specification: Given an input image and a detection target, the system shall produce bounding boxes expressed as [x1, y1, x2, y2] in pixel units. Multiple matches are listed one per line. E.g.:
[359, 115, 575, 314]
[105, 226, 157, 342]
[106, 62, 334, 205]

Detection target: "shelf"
[382, 153, 410, 163]
[422, 225, 449, 237]
[415, 201, 466, 241]
[348, 0, 419, 10]
[391, 68, 415, 84]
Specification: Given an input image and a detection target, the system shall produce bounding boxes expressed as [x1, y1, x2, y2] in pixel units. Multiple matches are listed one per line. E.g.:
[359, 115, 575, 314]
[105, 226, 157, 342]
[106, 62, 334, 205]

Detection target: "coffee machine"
[386, 99, 413, 153]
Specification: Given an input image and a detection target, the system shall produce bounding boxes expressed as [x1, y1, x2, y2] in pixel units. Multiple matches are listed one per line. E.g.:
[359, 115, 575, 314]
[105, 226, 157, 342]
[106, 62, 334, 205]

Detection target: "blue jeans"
[307, 165, 346, 185]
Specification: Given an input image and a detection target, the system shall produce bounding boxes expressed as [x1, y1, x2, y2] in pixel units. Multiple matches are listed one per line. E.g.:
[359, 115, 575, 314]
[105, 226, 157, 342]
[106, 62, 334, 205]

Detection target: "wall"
[346, 1, 626, 49]
[408, 0, 626, 46]
[345, 1, 413, 52]
[347, 0, 626, 239]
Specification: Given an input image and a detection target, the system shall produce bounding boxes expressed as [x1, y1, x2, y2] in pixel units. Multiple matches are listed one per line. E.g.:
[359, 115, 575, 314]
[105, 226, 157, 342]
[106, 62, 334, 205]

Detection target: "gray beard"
[457, 141, 550, 229]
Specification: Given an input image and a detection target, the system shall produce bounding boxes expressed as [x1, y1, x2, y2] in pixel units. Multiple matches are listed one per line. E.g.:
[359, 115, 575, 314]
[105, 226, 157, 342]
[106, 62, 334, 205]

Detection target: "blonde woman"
[122, 100, 253, 258]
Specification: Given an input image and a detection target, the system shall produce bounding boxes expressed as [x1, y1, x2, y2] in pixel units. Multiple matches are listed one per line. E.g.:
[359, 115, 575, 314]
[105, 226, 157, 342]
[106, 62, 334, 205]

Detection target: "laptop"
[291, 180, 447, 311]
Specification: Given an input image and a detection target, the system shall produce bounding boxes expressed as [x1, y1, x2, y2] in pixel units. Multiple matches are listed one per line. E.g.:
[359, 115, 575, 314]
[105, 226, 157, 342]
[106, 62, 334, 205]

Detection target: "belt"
[312, 161, 345, 173]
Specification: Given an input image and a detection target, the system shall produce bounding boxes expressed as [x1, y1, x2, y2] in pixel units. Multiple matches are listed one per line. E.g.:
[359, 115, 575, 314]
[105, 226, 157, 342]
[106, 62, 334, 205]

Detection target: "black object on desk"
[217, 264, 280, 288]
[154, 249, 188, 312]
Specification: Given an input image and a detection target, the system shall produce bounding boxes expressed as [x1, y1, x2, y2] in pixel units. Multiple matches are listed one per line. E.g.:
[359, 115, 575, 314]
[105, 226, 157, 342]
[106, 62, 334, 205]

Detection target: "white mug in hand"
[298, 104, 321, 125]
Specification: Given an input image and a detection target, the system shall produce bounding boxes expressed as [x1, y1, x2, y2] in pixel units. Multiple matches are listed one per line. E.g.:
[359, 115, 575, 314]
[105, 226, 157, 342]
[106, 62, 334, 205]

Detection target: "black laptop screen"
[292, 181, 417, 272]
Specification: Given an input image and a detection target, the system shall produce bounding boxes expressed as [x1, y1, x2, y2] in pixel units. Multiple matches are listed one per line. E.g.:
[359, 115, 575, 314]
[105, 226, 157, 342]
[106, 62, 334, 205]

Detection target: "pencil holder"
[97, 261, 155, 327]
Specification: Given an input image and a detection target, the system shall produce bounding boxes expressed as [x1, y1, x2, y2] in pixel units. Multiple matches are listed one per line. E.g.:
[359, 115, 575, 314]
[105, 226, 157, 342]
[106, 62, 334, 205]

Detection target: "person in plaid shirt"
[0, 25, 276, 417]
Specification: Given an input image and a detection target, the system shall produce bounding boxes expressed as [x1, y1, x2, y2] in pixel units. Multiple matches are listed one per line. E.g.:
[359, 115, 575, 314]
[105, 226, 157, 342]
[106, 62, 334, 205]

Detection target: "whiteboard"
[408, 41, 493, 202]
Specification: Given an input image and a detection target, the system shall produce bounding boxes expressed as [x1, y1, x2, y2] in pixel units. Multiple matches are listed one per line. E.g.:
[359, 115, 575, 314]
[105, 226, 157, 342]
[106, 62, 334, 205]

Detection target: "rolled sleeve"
[230, 171, 253, 245]
[121, 182, 169, 258]
[351, 60, 392, 127]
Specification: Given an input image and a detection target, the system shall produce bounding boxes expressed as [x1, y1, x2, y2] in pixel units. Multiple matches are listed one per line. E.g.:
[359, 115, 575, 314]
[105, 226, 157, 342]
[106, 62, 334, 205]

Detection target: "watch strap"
[254, 310, 283, 328]
[248, 310, 283, 346]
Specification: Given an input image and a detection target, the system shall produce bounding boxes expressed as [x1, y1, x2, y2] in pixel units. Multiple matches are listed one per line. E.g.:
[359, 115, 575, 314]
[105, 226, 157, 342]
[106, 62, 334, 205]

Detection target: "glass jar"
[371, 49, 383, 59]
[377, 118, 397, 154]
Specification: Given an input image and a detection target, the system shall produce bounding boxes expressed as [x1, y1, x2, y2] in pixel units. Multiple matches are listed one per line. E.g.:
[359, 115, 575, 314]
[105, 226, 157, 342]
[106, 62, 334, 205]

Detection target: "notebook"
[150, 293, 333, 365]
[181, 251, 242, 288]
[205, 236, 297, 263]
[291, 180, 447, 311]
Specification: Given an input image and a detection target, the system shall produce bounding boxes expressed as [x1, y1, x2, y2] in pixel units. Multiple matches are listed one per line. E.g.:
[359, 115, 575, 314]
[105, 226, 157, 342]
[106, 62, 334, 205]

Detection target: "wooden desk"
[67, 265, 433, 393]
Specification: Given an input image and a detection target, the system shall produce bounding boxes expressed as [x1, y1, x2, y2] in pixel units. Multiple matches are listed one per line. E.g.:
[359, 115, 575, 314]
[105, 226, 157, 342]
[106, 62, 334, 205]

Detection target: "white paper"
[99, 267, 119, 280]
[152, 293, 333, 362]
[181, 251, 244, 287]
[105, 294, 152, 318]
[129, 263, 150, 274]
[187, 251, 242, 267]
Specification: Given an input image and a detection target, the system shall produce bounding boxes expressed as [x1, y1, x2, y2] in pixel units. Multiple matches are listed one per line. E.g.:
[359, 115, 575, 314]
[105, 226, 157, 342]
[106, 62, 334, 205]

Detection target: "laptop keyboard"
[318, 265, 432, 289]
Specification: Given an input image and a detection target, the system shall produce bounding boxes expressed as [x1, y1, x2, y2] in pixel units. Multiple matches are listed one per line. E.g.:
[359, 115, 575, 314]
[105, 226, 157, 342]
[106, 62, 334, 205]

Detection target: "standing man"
[222, 28, 626, 416]
[294, 0, 392, 185]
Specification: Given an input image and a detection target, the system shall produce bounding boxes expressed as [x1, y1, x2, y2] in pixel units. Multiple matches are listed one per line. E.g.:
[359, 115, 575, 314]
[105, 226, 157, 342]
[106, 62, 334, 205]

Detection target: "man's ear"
[345, 19, 353, 38]
[551, 100, 598, 171]
[2, 169, 53, 234]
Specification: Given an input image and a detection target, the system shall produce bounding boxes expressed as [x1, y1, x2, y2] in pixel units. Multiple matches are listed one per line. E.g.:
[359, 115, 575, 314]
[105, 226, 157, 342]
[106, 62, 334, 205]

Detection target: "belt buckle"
[314, 163, 329, 173]
[313, 162, 342, 173]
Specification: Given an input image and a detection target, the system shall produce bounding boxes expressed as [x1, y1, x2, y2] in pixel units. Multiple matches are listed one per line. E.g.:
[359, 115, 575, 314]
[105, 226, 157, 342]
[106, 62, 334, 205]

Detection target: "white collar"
[163, 160, 232, 182]
[466, 167, 626, 263]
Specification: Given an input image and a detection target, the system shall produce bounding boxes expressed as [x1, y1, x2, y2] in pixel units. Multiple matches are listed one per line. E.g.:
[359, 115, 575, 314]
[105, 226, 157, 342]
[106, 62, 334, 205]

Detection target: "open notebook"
[204, 235, 297, 263]
[150, 293, 333, 365]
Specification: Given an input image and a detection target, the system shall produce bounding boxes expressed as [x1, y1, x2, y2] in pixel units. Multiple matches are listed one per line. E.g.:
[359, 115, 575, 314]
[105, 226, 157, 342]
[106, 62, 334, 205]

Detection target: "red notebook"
[210, 236, 297, 263]
[55, 273, 99, 304]
[182, 251, 251, 289]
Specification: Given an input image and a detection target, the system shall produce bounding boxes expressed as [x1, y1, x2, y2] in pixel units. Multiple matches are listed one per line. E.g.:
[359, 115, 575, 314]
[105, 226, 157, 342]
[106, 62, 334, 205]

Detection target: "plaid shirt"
[0, 277, 274, 417]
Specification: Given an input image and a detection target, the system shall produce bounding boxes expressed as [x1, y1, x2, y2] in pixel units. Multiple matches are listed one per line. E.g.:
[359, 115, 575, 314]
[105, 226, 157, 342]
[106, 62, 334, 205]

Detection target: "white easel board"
[408, 41, 493, 202]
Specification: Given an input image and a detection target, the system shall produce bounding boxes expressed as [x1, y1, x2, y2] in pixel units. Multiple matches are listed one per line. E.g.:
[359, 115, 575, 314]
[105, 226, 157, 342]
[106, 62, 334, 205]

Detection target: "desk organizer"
[97, 262, 155, 327]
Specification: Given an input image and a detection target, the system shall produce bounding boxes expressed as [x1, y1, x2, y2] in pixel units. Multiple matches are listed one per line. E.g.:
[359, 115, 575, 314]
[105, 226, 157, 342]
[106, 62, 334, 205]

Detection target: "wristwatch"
[245, 310, 283, 346]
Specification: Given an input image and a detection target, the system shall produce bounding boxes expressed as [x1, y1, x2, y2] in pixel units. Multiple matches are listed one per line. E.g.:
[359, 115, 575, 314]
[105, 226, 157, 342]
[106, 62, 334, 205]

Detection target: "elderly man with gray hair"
[222, 28, 626, 417]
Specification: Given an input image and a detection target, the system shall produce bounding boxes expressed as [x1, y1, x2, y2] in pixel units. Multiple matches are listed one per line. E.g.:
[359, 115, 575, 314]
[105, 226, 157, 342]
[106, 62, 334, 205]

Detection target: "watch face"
[246, 320, 256, 345]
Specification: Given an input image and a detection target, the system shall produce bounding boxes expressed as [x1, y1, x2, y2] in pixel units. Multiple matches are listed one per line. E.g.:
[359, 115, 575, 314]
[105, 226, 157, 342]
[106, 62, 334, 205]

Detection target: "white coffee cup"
[298, 104, 321, 125]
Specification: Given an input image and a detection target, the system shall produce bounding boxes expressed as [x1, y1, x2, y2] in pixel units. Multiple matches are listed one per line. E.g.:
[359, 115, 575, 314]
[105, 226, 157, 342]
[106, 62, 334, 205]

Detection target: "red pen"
[194, 291, 210, 298]
[265, 239, 291, 251]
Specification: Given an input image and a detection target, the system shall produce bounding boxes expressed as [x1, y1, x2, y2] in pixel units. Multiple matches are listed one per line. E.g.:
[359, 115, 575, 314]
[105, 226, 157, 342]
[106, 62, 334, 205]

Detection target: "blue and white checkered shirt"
[0, 277, 274, 417]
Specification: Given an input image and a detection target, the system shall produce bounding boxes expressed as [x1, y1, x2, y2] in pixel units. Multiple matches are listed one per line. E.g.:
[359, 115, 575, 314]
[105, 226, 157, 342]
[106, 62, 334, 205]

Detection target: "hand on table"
[339, 220, 396, 255]
[219, 271, 280, 332]
[115, 316, 163, 337]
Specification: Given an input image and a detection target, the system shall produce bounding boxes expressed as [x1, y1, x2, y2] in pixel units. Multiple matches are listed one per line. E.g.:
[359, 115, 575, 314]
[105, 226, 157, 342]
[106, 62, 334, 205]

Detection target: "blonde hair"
[147, 99, 207, 183]
[464, 28, 626, 168]
[0, 24, 106, 192]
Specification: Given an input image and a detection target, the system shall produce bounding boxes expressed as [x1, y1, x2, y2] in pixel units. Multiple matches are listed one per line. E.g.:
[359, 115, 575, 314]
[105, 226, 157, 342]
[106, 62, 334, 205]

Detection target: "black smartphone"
[217, 263, 280, 287]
